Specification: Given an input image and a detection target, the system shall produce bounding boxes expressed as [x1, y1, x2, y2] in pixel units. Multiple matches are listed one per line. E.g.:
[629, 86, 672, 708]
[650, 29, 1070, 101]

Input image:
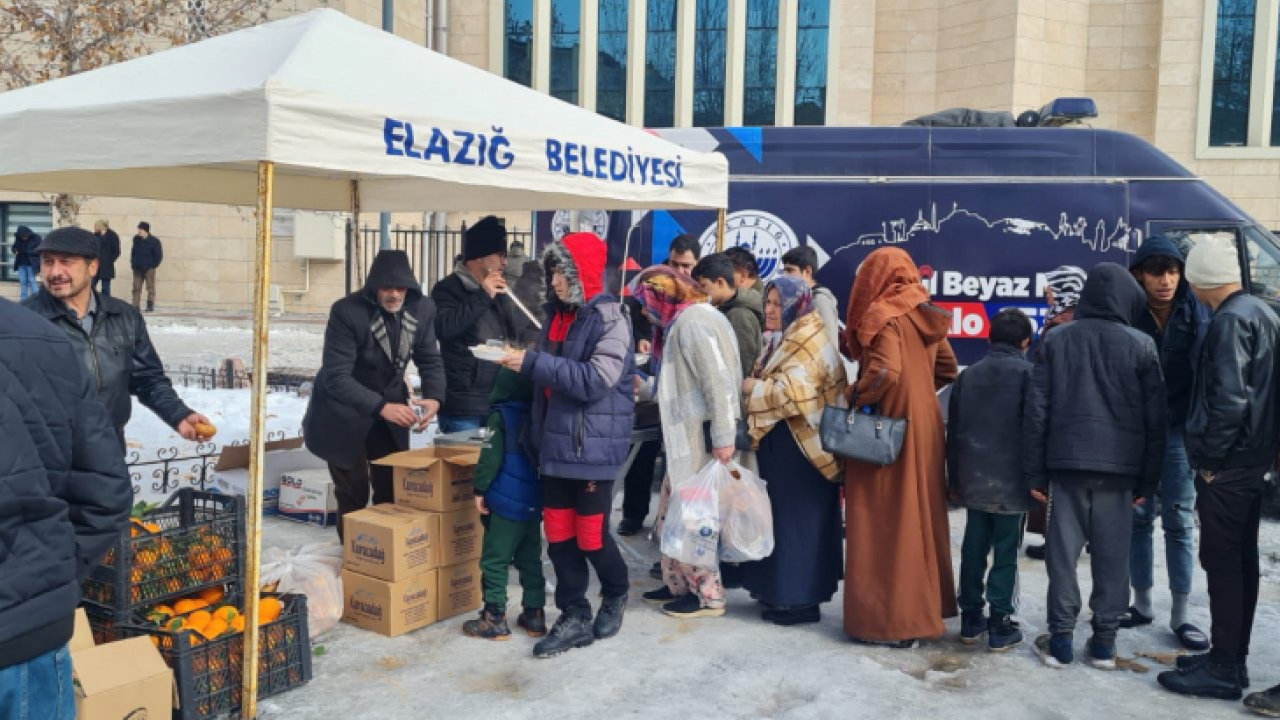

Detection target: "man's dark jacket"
[96, 229, 121, 280]
[23, 289, 192, 441]
[947, 343, 1036, 513]
[130, 234, 163, 271]
[1024, 263, 1168, 499]
[0, 299, 131, 670]
[1130, 235, 1211, 426]
[305, 252, 447, 470]
[1186, 291, 1280, 472]
[719, 288, 764, 378]
[430, 270, 528, 418]
[12, 226, 41, 270]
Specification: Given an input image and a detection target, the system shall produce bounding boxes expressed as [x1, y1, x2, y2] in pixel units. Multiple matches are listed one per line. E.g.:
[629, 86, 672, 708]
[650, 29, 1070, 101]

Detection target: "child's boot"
[987, 615, 1023, 652]
[959, 611, 986, 645]
[517, 607, 547, 637]
[463, 604, 511, 641]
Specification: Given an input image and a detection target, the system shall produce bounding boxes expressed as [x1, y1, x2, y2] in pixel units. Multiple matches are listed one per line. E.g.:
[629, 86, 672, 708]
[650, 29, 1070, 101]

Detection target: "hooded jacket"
[473, 368, 540, 522]
[12, 226, 41, 270]
[24, 288, 192, 443]
[304, 251, 447, 470]
[130, 233, 162, 271]
[1023, 263, 1168, 498]
[718, 287, 764, 378]
[0, 299, 131, 670]
[520, 233, 635, 481]
[1129, 235, 1211, 426]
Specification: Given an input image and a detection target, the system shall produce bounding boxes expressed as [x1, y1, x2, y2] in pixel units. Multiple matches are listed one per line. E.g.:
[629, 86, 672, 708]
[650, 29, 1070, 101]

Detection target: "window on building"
[693, 0, 728, 127]
[597, 0, 629, 121]
[1209, 0, 1256, 146]
[504, 0, 534, 87]
[794, 0, 829, 126]
[0, 203, 53, 283]
[645, 0, 679, 127]
[745, 0, 779, 127]
[550, 0, 581, 104]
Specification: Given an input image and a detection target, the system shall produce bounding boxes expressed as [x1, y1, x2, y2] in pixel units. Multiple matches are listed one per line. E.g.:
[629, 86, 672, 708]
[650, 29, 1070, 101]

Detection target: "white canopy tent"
[0, 9, 727, 716]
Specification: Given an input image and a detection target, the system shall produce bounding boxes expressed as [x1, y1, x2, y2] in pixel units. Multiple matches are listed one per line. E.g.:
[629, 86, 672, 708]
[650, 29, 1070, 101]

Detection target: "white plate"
[470, 346, 508, 363]
[635, 352, 650, 366]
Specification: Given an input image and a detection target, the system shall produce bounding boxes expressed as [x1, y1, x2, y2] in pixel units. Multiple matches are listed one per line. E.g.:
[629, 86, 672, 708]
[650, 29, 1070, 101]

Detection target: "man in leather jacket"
[1158, 236, 1280, 703]
[22, 228, 209, 450]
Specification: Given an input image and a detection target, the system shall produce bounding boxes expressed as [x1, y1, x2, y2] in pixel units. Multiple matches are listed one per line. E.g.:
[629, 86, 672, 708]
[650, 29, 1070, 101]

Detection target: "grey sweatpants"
[1046, 478, 1134, 642]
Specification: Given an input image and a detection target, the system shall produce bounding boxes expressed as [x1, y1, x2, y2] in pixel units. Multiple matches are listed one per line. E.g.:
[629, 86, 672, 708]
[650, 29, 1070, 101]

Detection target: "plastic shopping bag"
[261, 543, 344, 639]
[660, 460, 728, 568]
[719, 463, 774, 563]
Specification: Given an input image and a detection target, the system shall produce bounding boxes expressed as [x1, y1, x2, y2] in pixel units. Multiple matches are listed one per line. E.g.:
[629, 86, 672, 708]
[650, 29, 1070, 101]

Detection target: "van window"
[1243, 227, 1280, 303]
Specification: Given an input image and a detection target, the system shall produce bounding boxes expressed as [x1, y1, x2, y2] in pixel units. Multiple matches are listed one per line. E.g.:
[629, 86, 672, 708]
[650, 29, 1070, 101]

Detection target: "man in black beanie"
[431, 216, 532, 432]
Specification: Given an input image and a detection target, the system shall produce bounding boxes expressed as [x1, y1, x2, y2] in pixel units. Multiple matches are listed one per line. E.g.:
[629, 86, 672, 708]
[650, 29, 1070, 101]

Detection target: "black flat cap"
[39, 227, 100, 259]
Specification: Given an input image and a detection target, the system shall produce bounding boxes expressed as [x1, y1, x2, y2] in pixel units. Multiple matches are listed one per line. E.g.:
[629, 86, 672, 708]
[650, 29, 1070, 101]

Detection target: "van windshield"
[1244, 226, 1280, 303]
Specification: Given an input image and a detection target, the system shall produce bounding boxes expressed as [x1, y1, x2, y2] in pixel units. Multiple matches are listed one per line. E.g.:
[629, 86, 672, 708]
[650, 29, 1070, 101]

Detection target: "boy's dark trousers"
[958, 509, 1025, 617]
[479, 513, 546, 609]
[1196, 464, 1269, 664]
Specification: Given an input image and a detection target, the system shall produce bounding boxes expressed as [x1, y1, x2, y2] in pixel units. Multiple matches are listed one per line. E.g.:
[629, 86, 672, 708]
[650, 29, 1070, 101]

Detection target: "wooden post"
[350, 180, 363, 288]
[716, 207, 727, 252]
[240, 160, 275, 718]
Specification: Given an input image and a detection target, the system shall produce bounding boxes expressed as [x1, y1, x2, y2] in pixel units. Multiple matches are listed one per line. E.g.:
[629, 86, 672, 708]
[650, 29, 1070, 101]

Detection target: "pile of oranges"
[144, 587, 284, 646]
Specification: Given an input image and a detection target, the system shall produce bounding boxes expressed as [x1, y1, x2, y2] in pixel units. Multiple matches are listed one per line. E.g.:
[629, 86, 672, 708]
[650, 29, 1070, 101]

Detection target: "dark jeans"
[1196, 464, 1268, 664]
[0, 644, 75, 720]
[543, 475, 629, 614]
[621, 439, 661, 523]
[959, 509, 1025, 618]
[480, 513, 546, 609]
[94, 277, 112, 297]
[328, 419, 399, 541]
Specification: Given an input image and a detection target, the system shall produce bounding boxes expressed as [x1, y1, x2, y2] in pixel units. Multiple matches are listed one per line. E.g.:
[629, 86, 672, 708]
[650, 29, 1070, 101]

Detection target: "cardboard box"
[342, 569, 437, 637]
[435, 559, 483, 622]
[210, 437, 326, 514]
[343, 504, 441, 581]
[439, 505, 484, 566]
[71, 609, 174, 720]
[279, 468, 339, 527]
[375, 446, 479, 513]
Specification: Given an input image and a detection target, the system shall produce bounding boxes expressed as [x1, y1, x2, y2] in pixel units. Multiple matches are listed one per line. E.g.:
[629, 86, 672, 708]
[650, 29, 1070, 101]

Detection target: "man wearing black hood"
[303, 250, 447, 538]
[1122, 235, 1212, 650]
[1025, 263, 1167, 671]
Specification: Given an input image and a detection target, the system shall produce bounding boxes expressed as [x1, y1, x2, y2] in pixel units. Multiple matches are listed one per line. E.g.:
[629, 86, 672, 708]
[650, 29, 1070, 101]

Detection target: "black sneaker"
[1034, 633, 1074, 668]
[1245, 683, 1280, 717]
[1085, 636, 1117, 671]
[987, 615, 1023, 653]
[517, 607, 547, 638]
[617, 518, 643, 536]
[1118, 606, 1154, 629]
[643, 586, 676, 605]
[1176, 653, 1249, 688]
[762, 605, 820, 626]
[462, 606, 511, 641]
[1158, 660, 1243, 701]
[1025, 544, 1046, 560]
[959, 611, 986, 645]
[721, 563, 743, 590]
[661, 592, 725, 619]
[594, 594, 627, 639]
[533, 612, 595, 659]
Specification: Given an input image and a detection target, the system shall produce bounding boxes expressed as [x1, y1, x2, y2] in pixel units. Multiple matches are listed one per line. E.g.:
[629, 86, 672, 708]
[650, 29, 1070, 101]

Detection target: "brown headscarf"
[844, 248, 931, 362]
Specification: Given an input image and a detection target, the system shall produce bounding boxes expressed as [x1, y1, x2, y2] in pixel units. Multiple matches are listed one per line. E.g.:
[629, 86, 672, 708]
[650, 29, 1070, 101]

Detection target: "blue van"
[537, 125, 1280, 365]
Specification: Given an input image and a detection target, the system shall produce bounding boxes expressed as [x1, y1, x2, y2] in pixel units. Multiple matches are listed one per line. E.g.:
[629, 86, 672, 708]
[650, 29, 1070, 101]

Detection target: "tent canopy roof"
[0, 9, 727, 212]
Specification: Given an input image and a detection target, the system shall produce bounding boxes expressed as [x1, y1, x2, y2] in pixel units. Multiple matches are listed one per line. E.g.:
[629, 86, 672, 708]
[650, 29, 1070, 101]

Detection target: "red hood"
[561, 232, 607, 302]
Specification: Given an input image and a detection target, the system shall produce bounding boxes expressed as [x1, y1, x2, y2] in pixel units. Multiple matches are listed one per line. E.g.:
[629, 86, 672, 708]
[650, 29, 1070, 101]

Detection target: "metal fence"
[346, 223, 535, 295]
[125, 430, 300, 497]
[165, 364, 315, 393]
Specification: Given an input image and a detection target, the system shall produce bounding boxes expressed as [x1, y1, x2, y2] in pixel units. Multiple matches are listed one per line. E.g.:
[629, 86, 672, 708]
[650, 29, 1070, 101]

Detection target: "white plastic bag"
[719, 464, 774, 563]
[260, 543, 344, 639]
[660, 460, 728, 568]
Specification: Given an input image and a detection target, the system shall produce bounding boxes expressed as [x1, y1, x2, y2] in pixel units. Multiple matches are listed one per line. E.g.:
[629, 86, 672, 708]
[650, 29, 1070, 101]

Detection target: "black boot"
[762, 605, 820, 626]
[617, 518, 643, 536]
[1025, 544, 1046, 560]
[1245, 683, 1280, 717]
[643, 586, 675, 605]
[1158, 659, 1244, 701]
[462, 605, 511, 641]
[517, 608, 547, 637]
[146, 301, 154, 312]
[959, 611, 986, 645]
[1176, 652, 1249, 688]
[594, 594, 627, 640]
[987, 615, 1023, 653]
[721, 563, 743, 590]
[533, 611, 595, 658]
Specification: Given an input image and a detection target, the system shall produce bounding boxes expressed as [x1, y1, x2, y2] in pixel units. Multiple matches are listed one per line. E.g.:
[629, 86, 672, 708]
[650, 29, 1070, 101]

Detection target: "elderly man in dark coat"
[304, 250, 447, 537]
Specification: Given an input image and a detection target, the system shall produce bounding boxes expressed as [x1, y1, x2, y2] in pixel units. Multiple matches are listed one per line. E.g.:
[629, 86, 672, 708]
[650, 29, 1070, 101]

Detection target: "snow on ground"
[148, 324, 326, 371]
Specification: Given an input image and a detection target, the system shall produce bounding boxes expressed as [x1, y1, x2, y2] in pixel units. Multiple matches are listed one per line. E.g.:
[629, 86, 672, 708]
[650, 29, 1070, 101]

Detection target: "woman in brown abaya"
[842, 248, 959, 647]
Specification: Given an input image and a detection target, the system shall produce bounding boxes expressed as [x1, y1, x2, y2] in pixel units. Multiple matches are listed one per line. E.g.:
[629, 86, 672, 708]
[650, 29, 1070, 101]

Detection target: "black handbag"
[819, 405, 907, 466]
[703, 418, 753, 453]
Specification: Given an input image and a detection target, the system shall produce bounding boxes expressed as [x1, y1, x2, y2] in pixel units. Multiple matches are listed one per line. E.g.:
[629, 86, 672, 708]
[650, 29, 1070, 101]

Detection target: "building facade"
[2, 0, 1279, 312]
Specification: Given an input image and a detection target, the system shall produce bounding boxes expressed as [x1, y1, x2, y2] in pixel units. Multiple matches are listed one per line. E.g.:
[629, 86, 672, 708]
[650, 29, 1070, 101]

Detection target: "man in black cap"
[431, 216, 531, 433]
[130, 221, 163, 312]
[304, 250, 447, 536]
[23, 227, 209, 448]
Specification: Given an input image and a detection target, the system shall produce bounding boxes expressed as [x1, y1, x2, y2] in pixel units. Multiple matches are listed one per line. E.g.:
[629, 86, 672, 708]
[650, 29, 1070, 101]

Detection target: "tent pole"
[241, 160, 275, 719]
[716, 208, 727, 252]
[350, 180, 363, 288]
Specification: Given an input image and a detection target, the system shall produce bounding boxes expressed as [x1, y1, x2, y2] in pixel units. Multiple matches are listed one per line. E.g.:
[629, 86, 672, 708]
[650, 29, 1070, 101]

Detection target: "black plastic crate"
[82, 601, 129, 645]
[82, 489, 245, 614]
[119, 593, 312, 720]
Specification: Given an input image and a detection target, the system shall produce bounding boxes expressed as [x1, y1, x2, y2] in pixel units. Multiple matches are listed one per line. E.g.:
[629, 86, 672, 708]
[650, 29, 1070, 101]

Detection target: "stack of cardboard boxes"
[341, 446, 485, 637]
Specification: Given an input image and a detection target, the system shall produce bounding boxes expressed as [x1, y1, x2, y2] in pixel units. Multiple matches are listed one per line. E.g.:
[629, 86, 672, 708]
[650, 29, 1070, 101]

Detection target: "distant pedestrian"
[130, 222, 163, 311]
[948, 308, 1036, 652]
[1026, 263, 1166, 671]
[1158, 236, 1279, 704]
[12, 225, 42, 300]
[93, 220, 121, 298]
[504, 239, 529, 287]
